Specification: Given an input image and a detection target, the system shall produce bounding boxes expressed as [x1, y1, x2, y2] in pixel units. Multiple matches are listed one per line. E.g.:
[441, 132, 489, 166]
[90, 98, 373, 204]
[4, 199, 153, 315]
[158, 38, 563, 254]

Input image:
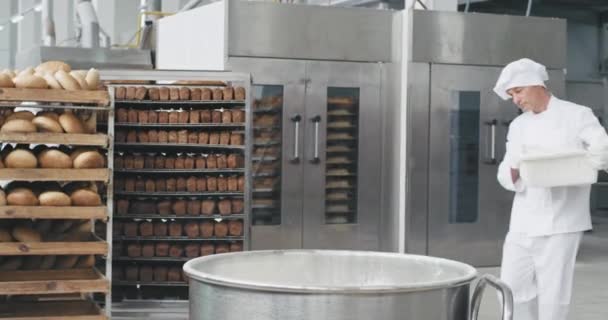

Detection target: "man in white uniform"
[494, 58, 608, 320]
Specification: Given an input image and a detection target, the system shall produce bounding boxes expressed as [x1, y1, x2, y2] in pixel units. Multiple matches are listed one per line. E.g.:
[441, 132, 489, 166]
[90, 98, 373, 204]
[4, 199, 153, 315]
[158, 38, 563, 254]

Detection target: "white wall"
[0, 0, 17, 69]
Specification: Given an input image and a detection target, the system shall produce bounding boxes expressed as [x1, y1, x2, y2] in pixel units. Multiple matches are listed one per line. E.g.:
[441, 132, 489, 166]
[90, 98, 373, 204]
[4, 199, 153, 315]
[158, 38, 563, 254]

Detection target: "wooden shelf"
[0, 300, 107, 320]
[0, 206, 107, 220]
[0, 88, 110, 106]
[0, 169, 109, 181]
[0, 268, 109, 295]
[0, 133, 108, 147]
[0, 241, 108, 256]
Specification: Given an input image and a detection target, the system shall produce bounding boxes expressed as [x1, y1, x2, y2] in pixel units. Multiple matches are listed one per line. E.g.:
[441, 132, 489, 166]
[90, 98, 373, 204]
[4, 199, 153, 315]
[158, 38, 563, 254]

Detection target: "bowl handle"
[470, 274, 513, 320]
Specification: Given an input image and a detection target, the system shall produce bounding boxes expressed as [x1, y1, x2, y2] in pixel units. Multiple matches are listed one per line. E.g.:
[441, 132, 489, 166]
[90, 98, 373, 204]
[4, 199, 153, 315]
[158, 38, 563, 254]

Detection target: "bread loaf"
[114, 156, 124, 169]
[39, 191, 71, 206]
[69, 71, 88, 89]
[148, 88, 160, 100]
[157, 200, 171, 215]
[169, 88, 180, 101]
[184, 222, 200, 238]
[154, 265, 168, 281]
[125, 87, 136, 100]
[188, 132, 198, 144]
[200, 221, 214, 238]
[230, 242, 243, 252]
[55, 255, 79, 269]
[200, 243, 215, 256]
[115, 87, 126, 99]
[7, 188, 38, 206]
[12, 226, 42, 242]
[139, 221, 154, 237]
[159, 87, 169, 100]
[200, 110, 211, 123]
[186, 177, 197, 193]
[137, 131, 149, 143]
[166, 178, 176, 192]
[220, 132, 231, 145]
[198, 131, 209, 144]
[201, 88, 212, 100]
[127, 244, 142, 257]
[158, 130, 168, 143]
[169, 222, 182, 236]
[195, 156, 206, 168]
[201, 200, 215, 215]
[126, 130, 137, 143]
[216, 243, 230, 254]
[32, 116, 63, 133]
[209, 133, 220, 145]
[115, 129, 127, 142]
[135, 86, 147, 100]
[232, 199, 244, 214]
[221, 111, 232, 123]
[140, 265, 154, 281]
[217, 154, 227, 169]
[212, 111, 222, 123]
[217, 176, 227, 192]
[155, 242, 169, 256]
[155, 178, 166, 192]
[230, 133, 244, 145]
[70, 189, 101, 206]
[172, 200, 186, 216]
[145, 179, 155, 192]
[191, 88, 202, 100]
[179, 111, 189, 123]
[178, 130, 188, 144]
[176, 177, 187, 191]
[227, 154, 243, 168]
[123, 222, 138, 236]
[185, 243, 199, 258]
[231, 110, 245, 123]
[168, 130, 178, 143]
[0, 227, 13, 242]
[133, 155, 144, 169]
[58, 112, 86, 133]
[154, 156, 165, 169]
[5, 149, 37, 168]
[144, 155, 155, 168]
[113, 265, 124, 280]
[153, 222, 167, 236]
[0, 189, 5, 206]
[135, 178, 145, 191]
[169, 244, 184, 257]
[222, 87, 234, 100]
[142, 243, 155, 257]
[148, 111, 158, 123]
[189, 110, 200, 123]
[229, 220, 243, 236]
[212, 88, 223, 100]
[124, 178, 135, 192]
[0, 73, 14, 88]
[131, 201, 156, 214]
[206, 176, 217, 192]
[196, 177, 206, 192]
[123, 155, 134, 169]
[179, 87, 190, 100]
[138, 110, 149, 123]
[235, 87, 246, 100]
[125, 266, 139, 280]
[116, 199, 129, 214]
[148, 130, 158, 143]
[184, 156, 195, 169]
[238, 176, 245, 191]
[227, 176, 238, 192]
[76, 255, 95, 268]
[218, 199, 232, 216]
[126, 109, 138, 123]
[168, 267, 182, 281]
[15, 73, 48, 89]
[6, 110, 35, 122]
[72, 150, 104, 169]
[1, 119, 36, 133]
[214, 221, 228, 237]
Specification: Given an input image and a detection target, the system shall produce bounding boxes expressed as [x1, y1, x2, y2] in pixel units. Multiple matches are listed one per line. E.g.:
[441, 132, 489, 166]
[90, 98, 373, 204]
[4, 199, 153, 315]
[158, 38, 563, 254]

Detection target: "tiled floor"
[476, 219, 608, 320]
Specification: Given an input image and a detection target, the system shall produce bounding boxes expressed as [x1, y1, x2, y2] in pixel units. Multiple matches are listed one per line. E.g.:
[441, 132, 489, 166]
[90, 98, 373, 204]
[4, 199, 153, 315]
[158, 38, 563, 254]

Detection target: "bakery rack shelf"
[0, 169, 110, 181]
[114, 214, 244, 220]
[114, 169, 244, 174]
[100, 122, 245, 128]
[0, 299, 107, 320]
[114, 143, 244, 151]
[112, 281, 188, 287]
[0, 206, 107, 220]
[111, 256, 192, 262]
[0, 268, 109, 295]
[115, 191, 243, 197]
[115, 236, 243, 242]
[115, 100, 244, 106]
[0, 240, 108, 256]
[0, 103, 111, 111]
[0, 88, 110, 105]
[0, 133, 108, 147]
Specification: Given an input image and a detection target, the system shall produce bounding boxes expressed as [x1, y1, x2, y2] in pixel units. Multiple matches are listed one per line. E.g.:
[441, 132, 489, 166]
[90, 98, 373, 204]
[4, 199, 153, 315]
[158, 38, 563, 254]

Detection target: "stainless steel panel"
[410, 10, 567, 68]
[566, 80, 605, 118]
[303, 61, 382, 250]
[406, 62, 430, 255]
[227, 0, 392, 62]
[428, 64, 510, 267]
[228, 57, 307, 250]
[17, 46, 153, 70]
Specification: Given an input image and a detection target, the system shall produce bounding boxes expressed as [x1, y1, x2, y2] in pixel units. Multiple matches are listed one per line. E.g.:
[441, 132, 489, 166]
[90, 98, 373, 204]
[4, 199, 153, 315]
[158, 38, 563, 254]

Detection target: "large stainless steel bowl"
[183, 250, 512, 320]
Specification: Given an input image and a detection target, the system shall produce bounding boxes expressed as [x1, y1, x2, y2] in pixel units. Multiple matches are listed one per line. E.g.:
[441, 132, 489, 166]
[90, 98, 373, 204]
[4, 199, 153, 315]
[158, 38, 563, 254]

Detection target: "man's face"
[506, 86, 545, 112]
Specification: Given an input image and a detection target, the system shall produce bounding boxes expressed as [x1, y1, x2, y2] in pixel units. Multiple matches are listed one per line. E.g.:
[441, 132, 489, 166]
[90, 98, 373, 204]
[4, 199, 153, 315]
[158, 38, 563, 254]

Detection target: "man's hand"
[511, 168, 520, 184]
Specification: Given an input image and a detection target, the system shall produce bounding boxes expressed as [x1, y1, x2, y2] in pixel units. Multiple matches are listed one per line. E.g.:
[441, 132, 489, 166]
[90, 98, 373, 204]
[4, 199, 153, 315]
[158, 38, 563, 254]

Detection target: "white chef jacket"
[497, 95, 608, 236]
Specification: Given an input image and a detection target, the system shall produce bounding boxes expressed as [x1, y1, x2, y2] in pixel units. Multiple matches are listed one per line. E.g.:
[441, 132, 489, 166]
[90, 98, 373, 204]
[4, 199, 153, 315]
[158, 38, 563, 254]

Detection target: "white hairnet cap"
[493, 58, 549, 100]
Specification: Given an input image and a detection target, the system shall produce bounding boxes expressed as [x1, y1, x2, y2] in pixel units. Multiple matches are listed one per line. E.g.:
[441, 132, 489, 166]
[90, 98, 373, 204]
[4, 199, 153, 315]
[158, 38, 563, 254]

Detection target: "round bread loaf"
[5, 149, 37, 168]
[54, 255, 78, 269]
[0, 228, 13, 242]
[39, 255, 56, 269]
[12, 226, 42, 242]
[6, 111, 35, 122]
[43, 73, 63, 89]
[7, 188, 38, 206]
[39, 191, 71, 206]
[38, 149, 72, 168]
[1, 119, 36, 133]
[36, 111, 59, 121]
[58, 112, 85, 133]
[14, 73, 48, 89]
[85, 68, 99, 90]
[35, 61, 71, 75]
[70, 71, 88, 89]
[0, 189, 6, 206]
[54, 70, 80, 90]
[32, 116, 64, 133]
[2, 69, 16, 78]
[0, 73, 14, 88]
[73, 150, 104, 169]
[75, 255, 95, 268]
[70, 189, 101, 206]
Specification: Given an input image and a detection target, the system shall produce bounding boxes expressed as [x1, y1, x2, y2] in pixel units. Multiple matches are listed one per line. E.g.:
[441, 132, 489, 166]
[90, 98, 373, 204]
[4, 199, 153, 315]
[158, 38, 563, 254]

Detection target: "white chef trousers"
[499, 231, 582, 320]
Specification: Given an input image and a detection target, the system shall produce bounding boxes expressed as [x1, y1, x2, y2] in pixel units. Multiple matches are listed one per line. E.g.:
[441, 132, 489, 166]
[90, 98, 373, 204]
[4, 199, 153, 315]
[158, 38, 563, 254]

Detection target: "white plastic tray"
[520, 150, 598, 187]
